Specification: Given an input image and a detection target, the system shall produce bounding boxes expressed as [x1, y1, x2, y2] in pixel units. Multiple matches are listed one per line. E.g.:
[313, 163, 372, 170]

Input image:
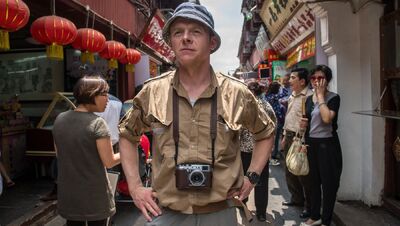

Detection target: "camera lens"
[189, 170, 205, 186]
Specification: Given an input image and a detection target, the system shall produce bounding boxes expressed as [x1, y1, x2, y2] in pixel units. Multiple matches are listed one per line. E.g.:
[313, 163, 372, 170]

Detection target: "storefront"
[0, 0, 153, 178]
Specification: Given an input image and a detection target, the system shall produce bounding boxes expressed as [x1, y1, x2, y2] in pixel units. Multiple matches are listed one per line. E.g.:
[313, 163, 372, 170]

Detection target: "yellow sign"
[259, 0, 302, 40]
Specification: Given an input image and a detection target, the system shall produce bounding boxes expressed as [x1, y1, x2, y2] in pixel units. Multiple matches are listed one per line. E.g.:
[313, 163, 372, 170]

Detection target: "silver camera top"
[177, 164, 211, 172]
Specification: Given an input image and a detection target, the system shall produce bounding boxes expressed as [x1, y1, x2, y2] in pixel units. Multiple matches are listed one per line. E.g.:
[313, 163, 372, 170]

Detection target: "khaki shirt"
[283, 86, 313, 135]
[119, 70, 275, 213]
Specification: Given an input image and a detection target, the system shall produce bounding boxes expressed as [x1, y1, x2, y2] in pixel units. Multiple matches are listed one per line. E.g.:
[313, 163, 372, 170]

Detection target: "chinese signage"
[255, 26, 268, 54]
[270, 6, 315, 55]
[142, 12, 175, 63]
[259, 0, 302, 39]
[272, 60, 288, 81]
[286, 35, 315, 68]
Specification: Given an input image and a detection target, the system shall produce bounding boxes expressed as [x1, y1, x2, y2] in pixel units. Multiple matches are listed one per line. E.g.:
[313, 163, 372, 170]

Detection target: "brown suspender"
[172, 89, 218, 167]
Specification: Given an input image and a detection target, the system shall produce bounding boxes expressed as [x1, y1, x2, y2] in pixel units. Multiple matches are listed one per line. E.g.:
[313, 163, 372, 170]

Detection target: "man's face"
[289, 72, 305, 92]
[282, 75, 290, 87]
[169, 18, 218, 66]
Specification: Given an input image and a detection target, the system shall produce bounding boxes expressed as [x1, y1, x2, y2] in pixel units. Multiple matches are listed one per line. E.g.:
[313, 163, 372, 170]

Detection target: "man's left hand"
[238, 177, 255, 200]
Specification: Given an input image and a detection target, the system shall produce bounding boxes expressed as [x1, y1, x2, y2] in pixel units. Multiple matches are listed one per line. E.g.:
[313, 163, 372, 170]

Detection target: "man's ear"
[210, 35, 218, 51]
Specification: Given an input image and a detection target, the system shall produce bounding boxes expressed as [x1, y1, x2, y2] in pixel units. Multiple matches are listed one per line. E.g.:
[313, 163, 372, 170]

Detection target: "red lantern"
[0, 0, 30, 50]
[30, 15, 77, 60]
[72, 28, 106, 64]
[119, 48, 141, 72]
[99, 40, 126, 69]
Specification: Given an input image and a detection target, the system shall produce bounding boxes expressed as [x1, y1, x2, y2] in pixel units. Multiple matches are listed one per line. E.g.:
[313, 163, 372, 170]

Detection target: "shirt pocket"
[150, 120, 173, 157]
[214, 116, 238, 158]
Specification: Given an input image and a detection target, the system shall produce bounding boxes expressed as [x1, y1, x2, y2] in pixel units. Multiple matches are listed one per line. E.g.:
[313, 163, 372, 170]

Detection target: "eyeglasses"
[310, 75, 325, 81]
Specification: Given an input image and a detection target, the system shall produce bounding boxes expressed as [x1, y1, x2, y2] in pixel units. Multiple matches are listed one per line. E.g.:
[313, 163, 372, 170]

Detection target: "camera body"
[175, 163, 213, 190]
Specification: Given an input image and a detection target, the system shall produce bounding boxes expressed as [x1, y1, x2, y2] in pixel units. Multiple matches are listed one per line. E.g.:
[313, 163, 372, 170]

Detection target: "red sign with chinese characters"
[142, 12, 175, 63]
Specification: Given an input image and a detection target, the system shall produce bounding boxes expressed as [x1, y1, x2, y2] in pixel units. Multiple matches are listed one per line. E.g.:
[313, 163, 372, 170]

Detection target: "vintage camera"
[175, 163, 213, 190]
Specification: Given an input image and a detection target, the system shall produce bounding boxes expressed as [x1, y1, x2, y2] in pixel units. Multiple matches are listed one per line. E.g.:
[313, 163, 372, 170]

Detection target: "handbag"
[286, 133, 309, 176]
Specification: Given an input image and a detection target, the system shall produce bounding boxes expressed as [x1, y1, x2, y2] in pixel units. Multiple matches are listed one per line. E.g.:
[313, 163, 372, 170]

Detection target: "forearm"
[119, 137, 143, 191]
[247, 135, 274, 174]
[317, 96, 333, 123]
[108, 153, 121, 168]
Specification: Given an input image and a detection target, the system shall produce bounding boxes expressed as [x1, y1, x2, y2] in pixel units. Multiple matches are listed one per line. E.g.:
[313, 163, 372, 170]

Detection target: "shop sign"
[272, 60, 288, 81]
[141, 12, 175, 63]
[267, 49, 279, 66]
[286, 35, 315, 68]
[250, 48, 262, 69]
[255, 27, 268, 54]
[259, 0, 302, 39]
[270, 6, 315, 55]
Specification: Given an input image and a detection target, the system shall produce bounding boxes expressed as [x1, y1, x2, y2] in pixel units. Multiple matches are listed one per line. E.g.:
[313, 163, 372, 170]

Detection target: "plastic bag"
[286, 136, 309, 176]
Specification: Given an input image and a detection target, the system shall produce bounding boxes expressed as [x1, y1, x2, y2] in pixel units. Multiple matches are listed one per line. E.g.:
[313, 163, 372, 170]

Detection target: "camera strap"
[173, 88, 218, 168]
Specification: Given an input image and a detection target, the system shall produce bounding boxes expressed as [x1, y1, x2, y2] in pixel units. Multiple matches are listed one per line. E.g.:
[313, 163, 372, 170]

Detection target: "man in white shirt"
[95, 94, 122, 146]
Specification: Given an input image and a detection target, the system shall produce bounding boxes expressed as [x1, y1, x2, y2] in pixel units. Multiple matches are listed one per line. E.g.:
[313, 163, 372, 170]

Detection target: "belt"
[193, 198, 253, 222]
[166, 198, 253, 222]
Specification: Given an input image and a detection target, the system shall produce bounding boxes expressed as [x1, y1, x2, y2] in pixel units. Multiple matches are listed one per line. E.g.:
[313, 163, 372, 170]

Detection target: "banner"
[272, 61, 288, 81]
[286, 36, 316, 68]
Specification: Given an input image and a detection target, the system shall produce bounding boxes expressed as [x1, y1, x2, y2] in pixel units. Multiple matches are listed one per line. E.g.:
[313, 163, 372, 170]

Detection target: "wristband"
[318, 102, 327, 107]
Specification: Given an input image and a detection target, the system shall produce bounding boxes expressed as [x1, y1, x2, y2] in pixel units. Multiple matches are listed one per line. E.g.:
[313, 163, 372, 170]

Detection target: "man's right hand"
[130, 186, 161, 222]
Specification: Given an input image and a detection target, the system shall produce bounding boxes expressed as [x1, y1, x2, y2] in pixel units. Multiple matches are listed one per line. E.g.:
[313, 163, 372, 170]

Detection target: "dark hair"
[291, 68, 309, 85]
[73, 75, 109, 105]
[310, 65, 333, 82]
[267, 81, 281, 94]
[247, 81, 262, 96]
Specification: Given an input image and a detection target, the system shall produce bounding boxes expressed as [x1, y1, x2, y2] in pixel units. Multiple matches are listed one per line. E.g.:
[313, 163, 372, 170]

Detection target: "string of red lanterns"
[0, 0, 142, 69]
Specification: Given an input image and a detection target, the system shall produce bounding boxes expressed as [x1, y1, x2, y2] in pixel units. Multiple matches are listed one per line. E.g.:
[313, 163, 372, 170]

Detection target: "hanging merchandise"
[0, 0, 30, 51]
[72, 10, 105, 64]
[119, 32, 141, 73]
[30, 0, 77, 60]
[99, 21, 126, 69]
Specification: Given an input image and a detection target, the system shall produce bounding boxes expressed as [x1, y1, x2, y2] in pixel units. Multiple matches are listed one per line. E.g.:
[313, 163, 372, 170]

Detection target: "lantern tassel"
[81, 51, 95, 64]
[46, 43, 64, 60]
[0, 30, 10, 51]
[126, 64, 134, 73]
[108, 58, 118, 69]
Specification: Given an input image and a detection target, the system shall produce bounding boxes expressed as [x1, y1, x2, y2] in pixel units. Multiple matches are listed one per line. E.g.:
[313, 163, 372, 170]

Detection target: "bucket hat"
[162, 2, 221, 53]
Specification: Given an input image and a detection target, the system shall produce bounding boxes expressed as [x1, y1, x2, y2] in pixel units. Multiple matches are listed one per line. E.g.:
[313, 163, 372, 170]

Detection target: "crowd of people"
[0, 2, 343, 226]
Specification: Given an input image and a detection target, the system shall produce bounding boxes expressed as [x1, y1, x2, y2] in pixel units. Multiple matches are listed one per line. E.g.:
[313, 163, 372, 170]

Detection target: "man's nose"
[182, 31, 192, 43]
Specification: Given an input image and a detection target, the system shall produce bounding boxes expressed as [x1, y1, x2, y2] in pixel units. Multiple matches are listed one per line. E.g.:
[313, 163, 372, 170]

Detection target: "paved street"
[108, 161, 311, 226]
[101, 162, 308, 226]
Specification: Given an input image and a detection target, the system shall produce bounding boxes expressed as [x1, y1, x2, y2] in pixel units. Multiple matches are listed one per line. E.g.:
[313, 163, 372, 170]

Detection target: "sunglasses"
[310, 75, 325, 81]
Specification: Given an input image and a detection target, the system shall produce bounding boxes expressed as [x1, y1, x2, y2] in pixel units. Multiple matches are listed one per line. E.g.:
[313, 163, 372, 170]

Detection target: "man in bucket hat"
[119, 2, 275, 225]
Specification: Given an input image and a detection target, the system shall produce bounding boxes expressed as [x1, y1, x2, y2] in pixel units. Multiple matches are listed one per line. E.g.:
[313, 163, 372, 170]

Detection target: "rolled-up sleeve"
[118, 107, 143, 144]
[119, 88, 150, 144]
[242, 92, 276, 141]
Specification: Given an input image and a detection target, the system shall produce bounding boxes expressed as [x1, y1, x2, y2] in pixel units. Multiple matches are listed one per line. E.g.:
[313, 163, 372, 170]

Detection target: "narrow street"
[46, 162, 316, 226]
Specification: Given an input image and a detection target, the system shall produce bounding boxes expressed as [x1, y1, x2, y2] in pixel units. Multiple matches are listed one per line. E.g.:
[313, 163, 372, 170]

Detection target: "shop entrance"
[380, 7, 400, 216]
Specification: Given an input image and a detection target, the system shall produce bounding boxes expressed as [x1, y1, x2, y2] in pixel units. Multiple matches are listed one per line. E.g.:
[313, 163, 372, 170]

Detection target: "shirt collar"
[171, 66, 218, 98]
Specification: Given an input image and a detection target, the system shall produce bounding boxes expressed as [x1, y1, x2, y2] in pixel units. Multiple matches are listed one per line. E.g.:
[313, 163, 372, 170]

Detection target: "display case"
[25, 92, 75, 176]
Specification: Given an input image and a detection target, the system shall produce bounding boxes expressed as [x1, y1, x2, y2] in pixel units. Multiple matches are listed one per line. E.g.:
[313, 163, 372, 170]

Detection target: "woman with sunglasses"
[52, 75, 121, 226]
[300, 65, 342, 226]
